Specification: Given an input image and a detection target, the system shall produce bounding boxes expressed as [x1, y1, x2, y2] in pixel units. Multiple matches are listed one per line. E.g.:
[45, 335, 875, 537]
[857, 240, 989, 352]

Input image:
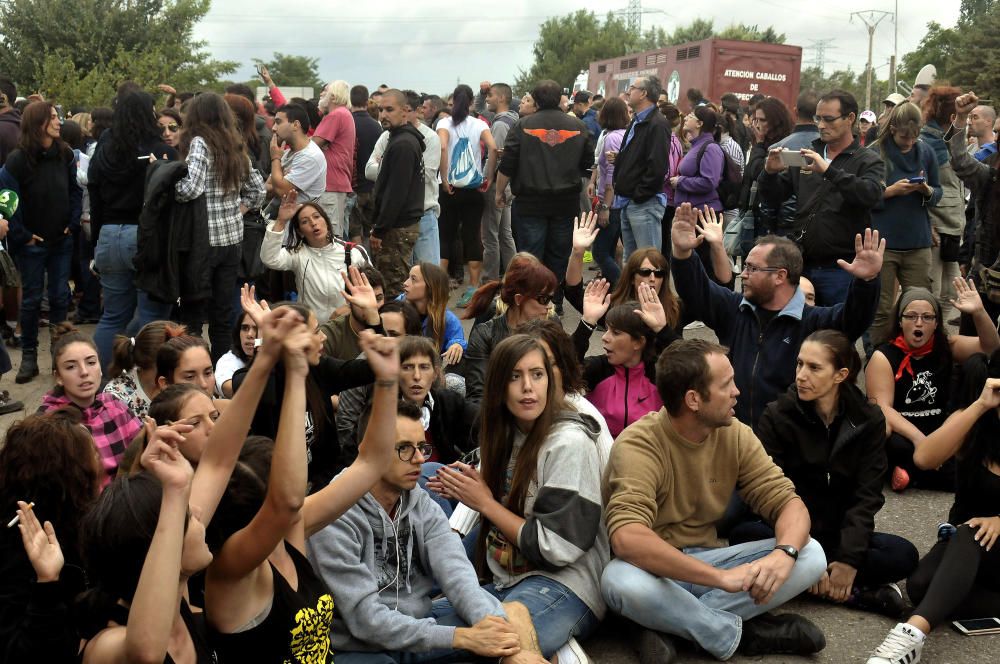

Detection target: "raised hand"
[257, 305, 304, 362]
[836, 228, 885, 281]
[572, 212, 600, 253]
[276, 189, 301, 225]
[359, 329, 400, 382]
[16, 501, 63, 583]
[240, 283, 271, 328]
[634, 282, 667, 333]
[976, 377, 1000, 411]
[341, 265, 379, 314]
[695, 205, 724, 246]
[951, 276, 984, 315]
[582, 278, 611, 326]
[140, 418, 195, 493]
[156, 83, 177, 96]
[955, 92, 979, 122]
[670, 202, 703, 255]
[281, 321, 316, 377]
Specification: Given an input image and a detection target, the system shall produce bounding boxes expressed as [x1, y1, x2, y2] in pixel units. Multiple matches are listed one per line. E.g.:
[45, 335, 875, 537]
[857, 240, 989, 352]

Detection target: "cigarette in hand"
[7, 501, 34, 528]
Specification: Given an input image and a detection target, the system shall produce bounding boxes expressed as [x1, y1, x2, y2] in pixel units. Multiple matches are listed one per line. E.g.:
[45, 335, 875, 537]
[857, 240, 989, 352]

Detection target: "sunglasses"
[533, 293, 553, 306]
[161, 123, 179, 132]
[635, 268, 666, 278]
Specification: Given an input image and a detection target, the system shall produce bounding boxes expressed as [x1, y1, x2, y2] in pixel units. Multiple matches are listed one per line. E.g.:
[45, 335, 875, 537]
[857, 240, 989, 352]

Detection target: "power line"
[851, 10, 893, 112]
[804, 38, 834, 73]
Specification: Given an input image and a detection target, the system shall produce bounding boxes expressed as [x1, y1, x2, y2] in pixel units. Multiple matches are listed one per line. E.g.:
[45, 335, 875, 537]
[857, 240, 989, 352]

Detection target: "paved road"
[3, 309, 996, 663]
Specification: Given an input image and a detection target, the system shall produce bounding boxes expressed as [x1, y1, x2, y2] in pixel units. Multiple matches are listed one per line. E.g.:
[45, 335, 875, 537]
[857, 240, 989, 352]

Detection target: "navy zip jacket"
[671, 252, 879, 429]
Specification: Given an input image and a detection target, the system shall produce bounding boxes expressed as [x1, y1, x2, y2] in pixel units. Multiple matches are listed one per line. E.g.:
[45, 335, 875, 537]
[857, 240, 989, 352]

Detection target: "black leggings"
[729, 521, 919, 588]
[907, 524, 1000, 629]
[886, 432, 958, 490]
[439, 186, 484, 263]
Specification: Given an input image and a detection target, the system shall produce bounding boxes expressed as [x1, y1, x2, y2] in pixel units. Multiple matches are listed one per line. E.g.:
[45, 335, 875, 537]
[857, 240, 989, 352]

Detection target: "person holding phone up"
[867, 101, 942, 347]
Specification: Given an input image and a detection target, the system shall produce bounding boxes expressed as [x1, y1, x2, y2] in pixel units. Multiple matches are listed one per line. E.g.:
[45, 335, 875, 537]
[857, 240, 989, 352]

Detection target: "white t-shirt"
[281, 141, 327, 202]
[215, 351, 247, 395]
[437, 115, 489, 188]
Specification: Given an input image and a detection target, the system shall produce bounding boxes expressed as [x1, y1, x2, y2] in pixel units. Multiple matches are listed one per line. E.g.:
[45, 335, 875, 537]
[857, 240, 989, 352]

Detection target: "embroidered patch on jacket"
[524, 128, 581, 147]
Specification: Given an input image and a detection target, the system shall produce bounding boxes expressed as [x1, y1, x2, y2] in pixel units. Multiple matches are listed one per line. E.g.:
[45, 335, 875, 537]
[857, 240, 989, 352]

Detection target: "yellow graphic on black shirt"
[285, 593, 335, 664]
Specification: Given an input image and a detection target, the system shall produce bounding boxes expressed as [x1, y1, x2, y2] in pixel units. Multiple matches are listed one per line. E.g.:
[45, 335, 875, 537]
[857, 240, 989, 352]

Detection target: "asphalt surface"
[3, 296, 996, 663]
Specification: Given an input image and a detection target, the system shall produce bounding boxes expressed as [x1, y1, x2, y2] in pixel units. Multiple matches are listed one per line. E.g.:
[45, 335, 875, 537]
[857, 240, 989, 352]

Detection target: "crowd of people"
[0, 62, 998, 664]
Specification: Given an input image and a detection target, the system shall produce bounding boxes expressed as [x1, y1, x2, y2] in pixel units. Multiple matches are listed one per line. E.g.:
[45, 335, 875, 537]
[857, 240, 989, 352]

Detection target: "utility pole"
[851, 10, 892, 112]
[891, 0, 898, 91]
[805, 38, 835, 73]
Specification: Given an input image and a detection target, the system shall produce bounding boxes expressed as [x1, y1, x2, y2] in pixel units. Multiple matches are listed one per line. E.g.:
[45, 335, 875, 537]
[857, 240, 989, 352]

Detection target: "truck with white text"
[587, 38, 802, 111]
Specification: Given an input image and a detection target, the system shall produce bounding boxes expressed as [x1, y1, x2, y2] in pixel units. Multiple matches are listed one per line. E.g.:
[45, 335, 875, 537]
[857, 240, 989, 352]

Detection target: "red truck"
[585, 38, 802, 111]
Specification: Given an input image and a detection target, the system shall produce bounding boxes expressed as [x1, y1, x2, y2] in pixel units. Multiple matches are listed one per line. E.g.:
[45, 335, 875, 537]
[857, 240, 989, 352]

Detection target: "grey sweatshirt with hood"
[307, 481, 505, 653]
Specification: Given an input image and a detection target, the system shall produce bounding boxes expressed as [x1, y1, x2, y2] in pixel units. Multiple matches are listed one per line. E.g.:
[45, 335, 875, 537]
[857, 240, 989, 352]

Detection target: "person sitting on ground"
[670, 201, 883, 429]
[38, 324, 142, 485]
[155, 334, 219, 397]
[318, 267, 386, 361]
[866, 352, 1000, 664]
[600, 339, 827, 663]
[565, 212, 684, 331]
[428, 335, 609, 663]
[215, 311, 257, 398]
[575, 278, 677, 437]
[261, 191, 369, 323]
[309, 399, 543, 664]
[0, 410, 104, 664]
[736, 330, 919, 618]
[462, 254, 558, 409]
[104, 320, 187, 418]
[376, 300, 421, 339]
[867, 281, 1000, 492]
[400, 262, 467, 369]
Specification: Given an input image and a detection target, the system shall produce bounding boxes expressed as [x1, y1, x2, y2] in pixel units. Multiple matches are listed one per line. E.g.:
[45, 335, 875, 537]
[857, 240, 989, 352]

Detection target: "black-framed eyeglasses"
[636, 268, 666, 278]
[901, 313, 937, 323]
[742, 263, 782, 275]
[813, 114, 847, 124]
[396, 442, 433, 461]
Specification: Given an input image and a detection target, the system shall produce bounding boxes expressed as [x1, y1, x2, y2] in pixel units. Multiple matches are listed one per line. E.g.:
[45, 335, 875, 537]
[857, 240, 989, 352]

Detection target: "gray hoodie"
[307, 482, 505, 653]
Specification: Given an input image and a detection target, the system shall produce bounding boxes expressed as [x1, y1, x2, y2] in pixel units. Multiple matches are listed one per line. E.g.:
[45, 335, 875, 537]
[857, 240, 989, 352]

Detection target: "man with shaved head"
[371, 89, 424, 298]
[968, 105, 997, 161]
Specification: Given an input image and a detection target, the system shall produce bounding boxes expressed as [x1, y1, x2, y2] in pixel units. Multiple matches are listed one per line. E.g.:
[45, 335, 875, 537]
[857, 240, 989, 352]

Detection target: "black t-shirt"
[210, 543, 334, 664]
[879, 342, 951, 435]
[951, 452, 1000, 525]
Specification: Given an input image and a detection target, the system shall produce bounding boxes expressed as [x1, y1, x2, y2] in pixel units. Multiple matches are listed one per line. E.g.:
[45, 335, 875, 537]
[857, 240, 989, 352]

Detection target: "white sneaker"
[867, 623, 924, 664]
[554, 637, 591, 664]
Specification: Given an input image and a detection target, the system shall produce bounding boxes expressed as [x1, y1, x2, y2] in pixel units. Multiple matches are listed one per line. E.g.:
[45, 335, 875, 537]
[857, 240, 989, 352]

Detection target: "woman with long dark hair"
[88, 90, 178, 370]
[173, 92, 266, 365]
[4, 101, 82, 383]
[865, 351, 1000, 664]
[0, 409, 104, 664]
[156, 108, 182, 149]
[400, 262, 466, 365]
[432, 335, 609, 661]
[437, 84, 497, 307]
[740, 98, 794, 238]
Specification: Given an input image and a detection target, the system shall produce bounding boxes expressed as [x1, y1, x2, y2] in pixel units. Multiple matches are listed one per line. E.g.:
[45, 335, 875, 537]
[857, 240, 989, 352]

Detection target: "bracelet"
[580, 319, 597, 332]
[375, 379, 397, 389]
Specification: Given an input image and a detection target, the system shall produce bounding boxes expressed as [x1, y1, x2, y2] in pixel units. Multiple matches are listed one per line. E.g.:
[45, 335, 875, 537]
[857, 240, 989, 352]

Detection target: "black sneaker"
[0, 390, 24, 415]
[637, 629, 677, 664]
[738, 612, 826, 656]
[855, 583, 908, 619]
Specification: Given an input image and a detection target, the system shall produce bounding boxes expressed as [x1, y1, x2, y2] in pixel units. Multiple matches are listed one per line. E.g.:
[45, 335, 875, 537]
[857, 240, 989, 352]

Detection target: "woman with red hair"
[462, 252, 558, 407]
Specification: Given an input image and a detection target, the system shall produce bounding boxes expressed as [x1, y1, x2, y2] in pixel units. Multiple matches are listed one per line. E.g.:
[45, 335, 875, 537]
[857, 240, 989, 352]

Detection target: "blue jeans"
[803, 265, 854, 307]
[412, 209, 441, 265]
[93, 225, 173, 370]
[601, 538, 826, 660]
[335, 600, 481, 663]
[510, 206, 574, 306]
[593, 209, 622, 285]
[418, 462, 453, 518]
[16, 235, 72, 352]
[620, 197, 665, 259]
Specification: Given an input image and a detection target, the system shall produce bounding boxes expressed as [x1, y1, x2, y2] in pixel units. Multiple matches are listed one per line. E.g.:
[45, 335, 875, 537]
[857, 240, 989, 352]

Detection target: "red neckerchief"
[891, 333, 936, 381]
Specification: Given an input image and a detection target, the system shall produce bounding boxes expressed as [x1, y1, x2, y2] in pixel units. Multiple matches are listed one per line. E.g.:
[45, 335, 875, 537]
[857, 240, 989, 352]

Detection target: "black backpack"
[694, 140, 743, 210]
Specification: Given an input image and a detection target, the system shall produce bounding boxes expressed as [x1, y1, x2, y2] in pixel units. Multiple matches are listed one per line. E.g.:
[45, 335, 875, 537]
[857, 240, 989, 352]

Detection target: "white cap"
[860, 110, 877, 122]
[914, 64, 937, 88]
[883, 93, 906, 106]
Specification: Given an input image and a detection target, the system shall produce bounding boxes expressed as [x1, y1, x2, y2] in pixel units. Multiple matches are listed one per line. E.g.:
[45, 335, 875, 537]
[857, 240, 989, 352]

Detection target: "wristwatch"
[774, 544, 799, 560]
[596, 203, 609, 212]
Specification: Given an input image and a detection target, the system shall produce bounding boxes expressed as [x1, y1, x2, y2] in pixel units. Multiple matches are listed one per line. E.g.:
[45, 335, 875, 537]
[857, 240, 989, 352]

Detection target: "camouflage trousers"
[374, 222, 420, 300]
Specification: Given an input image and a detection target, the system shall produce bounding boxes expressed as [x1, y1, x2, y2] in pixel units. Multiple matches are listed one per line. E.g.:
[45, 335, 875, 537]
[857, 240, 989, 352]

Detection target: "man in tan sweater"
[601, 339, 827, 663]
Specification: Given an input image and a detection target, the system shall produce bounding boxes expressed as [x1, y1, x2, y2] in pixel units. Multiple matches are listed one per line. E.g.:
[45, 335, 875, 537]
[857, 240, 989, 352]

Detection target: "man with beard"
[669, 202, 882, 429]
[601, 338, 827, 663]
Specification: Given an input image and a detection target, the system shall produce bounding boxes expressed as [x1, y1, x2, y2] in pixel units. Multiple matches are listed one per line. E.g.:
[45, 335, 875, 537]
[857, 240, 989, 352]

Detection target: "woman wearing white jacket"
[261, 191, 369, 322]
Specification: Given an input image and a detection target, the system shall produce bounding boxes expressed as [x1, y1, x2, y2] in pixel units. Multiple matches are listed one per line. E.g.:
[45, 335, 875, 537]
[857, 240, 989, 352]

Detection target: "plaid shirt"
[39, 392, 142, 487]
[175, 136, 266, 247]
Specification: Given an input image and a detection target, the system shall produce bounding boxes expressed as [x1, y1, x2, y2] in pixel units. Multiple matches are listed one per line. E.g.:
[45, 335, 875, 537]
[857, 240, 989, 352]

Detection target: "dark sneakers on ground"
[738, 612, 826, 656]
[0, 390, 23, 415]
[637, 628, 677, 664]
[854, 583, 908, 619]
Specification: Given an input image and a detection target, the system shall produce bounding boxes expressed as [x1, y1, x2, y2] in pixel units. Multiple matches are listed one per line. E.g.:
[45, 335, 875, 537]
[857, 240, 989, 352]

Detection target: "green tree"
[716, 24, 786, 44]
[799, 66, 890, 110]
[666, 18, 715, 46]
[0, 0, 235, 108]
[959, 0, 996, 26]
[897, 21, 960, 86]
[514, 11, 638, 93]
[949, 6, 1000, 100]
[252, 53, 324, 91]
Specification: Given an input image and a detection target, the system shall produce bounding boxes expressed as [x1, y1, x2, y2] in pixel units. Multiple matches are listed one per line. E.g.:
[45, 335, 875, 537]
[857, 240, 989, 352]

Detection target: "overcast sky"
[193, 0, 961, 96]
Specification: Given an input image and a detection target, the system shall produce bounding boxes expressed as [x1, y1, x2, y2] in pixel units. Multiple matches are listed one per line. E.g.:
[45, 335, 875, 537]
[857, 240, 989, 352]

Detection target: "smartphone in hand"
[779, 150, 808, 168]
[908, 176, 926, 184]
